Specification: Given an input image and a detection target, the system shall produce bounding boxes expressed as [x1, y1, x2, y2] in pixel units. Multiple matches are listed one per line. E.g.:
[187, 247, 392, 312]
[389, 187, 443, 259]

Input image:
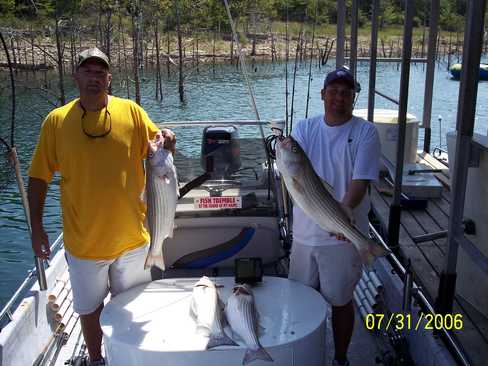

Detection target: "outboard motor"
[201, 126, 241, 179]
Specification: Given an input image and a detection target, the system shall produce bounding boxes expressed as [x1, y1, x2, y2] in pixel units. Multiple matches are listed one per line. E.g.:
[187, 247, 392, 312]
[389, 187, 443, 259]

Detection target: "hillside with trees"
[0, 1, 485, 104]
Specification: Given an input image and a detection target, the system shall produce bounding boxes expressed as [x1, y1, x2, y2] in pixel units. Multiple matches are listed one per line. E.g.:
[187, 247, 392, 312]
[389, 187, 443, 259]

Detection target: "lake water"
[1, 58, 488, 309]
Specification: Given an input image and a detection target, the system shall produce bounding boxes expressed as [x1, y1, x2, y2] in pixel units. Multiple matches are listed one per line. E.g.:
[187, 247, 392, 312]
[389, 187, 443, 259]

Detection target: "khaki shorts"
[66, 245, 152, 315]
[288, 241, 362, 307]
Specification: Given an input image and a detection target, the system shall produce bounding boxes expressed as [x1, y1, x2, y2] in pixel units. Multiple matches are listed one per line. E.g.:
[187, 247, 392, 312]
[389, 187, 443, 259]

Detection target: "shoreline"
[0, 31, 465, 72]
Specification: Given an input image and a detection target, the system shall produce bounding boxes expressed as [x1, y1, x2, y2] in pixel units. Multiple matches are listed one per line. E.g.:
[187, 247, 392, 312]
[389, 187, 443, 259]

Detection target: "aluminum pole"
[436, 0, 487, 315]
[367, 0, 379, 122]
[336, 0, 346, 67]
[387, 0, 415, 250]
[422, 0, 440, 153]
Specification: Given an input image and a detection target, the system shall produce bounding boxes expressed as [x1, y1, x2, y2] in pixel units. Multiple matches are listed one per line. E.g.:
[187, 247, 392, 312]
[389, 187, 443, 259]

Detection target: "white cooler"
[100, 276, 327, 366]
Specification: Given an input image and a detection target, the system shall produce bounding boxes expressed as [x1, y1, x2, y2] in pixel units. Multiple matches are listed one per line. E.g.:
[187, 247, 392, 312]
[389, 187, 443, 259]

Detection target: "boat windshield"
[168, 125, 277, 217]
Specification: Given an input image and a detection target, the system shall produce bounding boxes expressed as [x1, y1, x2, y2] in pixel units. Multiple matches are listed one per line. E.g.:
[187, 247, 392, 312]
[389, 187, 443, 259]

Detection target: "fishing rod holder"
[34, 256, 47, 291]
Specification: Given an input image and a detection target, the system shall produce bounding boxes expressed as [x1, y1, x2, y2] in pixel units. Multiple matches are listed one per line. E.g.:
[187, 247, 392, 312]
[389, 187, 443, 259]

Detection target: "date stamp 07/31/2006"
[364, 313, 464, 332]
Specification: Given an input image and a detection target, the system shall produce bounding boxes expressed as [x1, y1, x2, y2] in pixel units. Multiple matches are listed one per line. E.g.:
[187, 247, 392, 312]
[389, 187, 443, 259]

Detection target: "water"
[1, 59, 488, 309]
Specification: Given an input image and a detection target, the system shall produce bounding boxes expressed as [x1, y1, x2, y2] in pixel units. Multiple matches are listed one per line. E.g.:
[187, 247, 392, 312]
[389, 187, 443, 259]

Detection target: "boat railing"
[373, 89, 399, 106]
[0, 232, 64, 328]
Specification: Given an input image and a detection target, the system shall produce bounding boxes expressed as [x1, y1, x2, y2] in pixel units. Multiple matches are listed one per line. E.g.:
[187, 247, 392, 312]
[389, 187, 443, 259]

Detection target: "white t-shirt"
[291, 114, 381, 246]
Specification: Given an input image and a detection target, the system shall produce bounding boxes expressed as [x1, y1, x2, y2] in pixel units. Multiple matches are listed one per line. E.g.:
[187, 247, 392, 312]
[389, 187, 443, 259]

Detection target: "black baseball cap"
[324, 67, 356, 90]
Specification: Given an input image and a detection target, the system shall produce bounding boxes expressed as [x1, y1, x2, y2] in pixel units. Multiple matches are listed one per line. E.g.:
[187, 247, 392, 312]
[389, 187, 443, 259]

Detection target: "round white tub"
[100, 276, 327, 366]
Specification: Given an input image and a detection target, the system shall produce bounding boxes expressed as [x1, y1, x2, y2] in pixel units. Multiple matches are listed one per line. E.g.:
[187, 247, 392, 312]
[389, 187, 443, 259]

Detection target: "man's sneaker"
[332, 359, 350, 366]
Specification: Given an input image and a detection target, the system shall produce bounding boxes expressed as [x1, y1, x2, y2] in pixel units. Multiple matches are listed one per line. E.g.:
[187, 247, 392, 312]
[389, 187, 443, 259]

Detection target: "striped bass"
[225, 284, 273, 365]
[144, 137, 178, 270]
[189, 276, 238, 349]
[275, 136, 389, 266]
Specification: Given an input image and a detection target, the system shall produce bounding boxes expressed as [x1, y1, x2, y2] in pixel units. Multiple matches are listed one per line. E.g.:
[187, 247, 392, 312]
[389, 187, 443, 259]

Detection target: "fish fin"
[168, 222, 175, 238]
[196, 325, 211, 337]
[358, 240, 391, 268]
[291, 177, 304, 193]
[320, 178, 335, 196]
[144, 254, 166, 271]
[243, 347, 273, 365]
[340, 204, 356, 226]
[189, 299, 197, 321]
[207, 334, 239, 349]
[225, 327, 242, 342]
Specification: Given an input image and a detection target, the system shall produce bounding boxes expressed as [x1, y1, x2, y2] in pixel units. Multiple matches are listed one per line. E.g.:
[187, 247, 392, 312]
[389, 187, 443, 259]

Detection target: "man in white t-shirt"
[288, 67, 380, 366]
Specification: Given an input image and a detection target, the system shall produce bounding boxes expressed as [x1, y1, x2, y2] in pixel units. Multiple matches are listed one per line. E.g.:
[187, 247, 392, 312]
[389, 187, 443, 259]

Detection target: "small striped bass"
[144, 137, 178, 270]
[275, 136, 389, 266]
[225, 284, 273, 365]
[189, 276, 238, 349]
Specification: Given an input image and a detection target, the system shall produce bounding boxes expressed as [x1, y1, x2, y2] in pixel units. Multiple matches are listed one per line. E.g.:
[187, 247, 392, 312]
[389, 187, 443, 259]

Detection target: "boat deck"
[369, 152, 488, 366]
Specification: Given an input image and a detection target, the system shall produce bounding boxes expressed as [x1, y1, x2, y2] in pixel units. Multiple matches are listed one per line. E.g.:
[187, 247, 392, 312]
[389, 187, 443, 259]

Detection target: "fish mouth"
[232, 285, 250, 295]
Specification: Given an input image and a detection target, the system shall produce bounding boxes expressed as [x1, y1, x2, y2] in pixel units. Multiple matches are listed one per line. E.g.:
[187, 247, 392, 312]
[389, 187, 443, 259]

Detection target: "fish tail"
[144, 253, 166, 271]
[207, 334, 239, 349]
[242, 347, 273, 365]
[359, 240, 391, 267]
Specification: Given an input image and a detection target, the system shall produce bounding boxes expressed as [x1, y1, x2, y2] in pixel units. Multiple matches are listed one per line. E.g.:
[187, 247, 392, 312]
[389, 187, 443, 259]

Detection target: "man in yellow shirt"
[28, 48, 176, 366]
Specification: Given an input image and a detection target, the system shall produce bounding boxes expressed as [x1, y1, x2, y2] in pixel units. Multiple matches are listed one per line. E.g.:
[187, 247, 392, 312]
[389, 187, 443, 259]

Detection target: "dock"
[370, 152, 488, 366]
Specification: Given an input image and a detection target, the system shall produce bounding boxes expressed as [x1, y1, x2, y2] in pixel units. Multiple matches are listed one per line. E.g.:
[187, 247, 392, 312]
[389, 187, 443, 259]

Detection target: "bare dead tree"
[166, 31, 171, 78]
[174, 0, 184, 102]
[154, 19, 163, 100]
[212, 30, 216, 75]
[130, 0, 142, 105]
[119, 11, 130, 99]
[54, 14, 66, 105]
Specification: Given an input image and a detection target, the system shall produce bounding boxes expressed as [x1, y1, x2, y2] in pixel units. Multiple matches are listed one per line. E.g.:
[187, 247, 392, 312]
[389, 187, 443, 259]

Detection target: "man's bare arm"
[28, 177, 50, 259]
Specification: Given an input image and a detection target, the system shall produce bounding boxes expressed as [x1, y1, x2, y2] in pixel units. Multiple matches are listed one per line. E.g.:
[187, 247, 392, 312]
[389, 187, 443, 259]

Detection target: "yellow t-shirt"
[29, 96, 159, 259]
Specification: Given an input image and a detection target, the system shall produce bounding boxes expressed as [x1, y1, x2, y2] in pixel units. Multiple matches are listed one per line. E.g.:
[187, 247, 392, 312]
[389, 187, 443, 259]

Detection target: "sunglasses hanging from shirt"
[80, 103, 112, 138]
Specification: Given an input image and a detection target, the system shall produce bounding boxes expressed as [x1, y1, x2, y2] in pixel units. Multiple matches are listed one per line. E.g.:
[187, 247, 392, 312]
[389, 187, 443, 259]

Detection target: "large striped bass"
[189, 276, 238, 349]
[225, 284, 273, 365]
[275, 136, 389, 266]
[144, 137, 178, 270]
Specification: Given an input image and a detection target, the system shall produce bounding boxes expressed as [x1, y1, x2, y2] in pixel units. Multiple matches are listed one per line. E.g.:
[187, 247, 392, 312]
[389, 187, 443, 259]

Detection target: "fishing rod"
[0, 30, 47, 291]
[223, 0, 274, 201]
[289, 22, 303, 133]
[305, 0, 319, 119]
[284, 2, 290, 135]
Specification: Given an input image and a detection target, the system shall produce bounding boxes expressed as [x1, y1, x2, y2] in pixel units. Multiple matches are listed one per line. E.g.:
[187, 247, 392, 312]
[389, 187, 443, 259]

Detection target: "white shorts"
[66, 245, 152, 315]
[288, 241, 362, 307]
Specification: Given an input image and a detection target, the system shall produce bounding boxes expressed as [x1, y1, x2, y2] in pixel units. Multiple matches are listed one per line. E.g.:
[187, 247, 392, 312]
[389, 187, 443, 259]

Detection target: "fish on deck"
[225, 284, 273, 365]
[189, 276, 238, 349]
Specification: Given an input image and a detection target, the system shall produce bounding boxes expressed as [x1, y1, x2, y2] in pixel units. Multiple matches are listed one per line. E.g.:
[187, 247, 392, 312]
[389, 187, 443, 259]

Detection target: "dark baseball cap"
[324, 67, 356, 90]
[77, 47, 110, 69]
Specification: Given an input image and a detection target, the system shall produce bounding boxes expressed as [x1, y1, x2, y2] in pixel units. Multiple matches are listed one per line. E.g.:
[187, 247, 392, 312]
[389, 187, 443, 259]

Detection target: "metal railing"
[369, 224, 471, 366]
[0, 233, 64, 328]
[157, 119, 285, 128]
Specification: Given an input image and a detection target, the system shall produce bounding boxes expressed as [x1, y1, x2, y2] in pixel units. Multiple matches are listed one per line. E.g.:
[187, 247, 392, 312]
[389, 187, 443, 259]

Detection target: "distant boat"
[449, 63, 488, 80]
